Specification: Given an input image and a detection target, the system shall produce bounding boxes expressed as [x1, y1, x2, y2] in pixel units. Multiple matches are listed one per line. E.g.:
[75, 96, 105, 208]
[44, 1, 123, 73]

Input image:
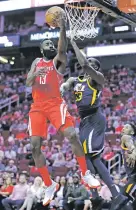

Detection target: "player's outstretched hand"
[126, 149, 136, 168]
[57, 12, 67, 28]
[34, 67, 45, 77]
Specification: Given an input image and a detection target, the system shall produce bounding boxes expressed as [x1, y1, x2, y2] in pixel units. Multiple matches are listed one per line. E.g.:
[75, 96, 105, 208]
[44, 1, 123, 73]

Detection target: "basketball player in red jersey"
[26, 16, 100, 206]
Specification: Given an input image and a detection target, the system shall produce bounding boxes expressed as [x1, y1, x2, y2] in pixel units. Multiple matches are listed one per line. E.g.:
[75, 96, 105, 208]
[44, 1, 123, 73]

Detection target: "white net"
[64, 0, 99, 41]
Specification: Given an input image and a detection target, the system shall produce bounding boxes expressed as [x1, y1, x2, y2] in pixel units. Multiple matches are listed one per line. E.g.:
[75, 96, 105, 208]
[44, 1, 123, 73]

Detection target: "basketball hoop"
[64, 0, 99, 41]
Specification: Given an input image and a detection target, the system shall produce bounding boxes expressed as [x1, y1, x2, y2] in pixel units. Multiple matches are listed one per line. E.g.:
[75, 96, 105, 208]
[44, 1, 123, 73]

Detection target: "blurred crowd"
[0, 170, 128, 210]
[1, 9, 124, 37]
[0, 61, 136, 210]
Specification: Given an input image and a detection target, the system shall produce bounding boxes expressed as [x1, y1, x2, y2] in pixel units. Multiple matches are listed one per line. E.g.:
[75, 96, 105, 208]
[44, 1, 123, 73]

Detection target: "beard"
[43, 48, 57, 60]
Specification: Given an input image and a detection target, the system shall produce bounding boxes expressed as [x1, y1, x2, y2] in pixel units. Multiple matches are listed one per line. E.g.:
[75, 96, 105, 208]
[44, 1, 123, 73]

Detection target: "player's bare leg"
[31, 136, 59, 205]
[31, 137, 46, 167]
[63, 126, 100, 188]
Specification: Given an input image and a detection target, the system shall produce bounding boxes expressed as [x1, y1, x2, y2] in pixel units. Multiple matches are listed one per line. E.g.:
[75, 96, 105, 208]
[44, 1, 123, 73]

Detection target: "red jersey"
[32, 58, 63, 102]
[1, 185, 14, 194]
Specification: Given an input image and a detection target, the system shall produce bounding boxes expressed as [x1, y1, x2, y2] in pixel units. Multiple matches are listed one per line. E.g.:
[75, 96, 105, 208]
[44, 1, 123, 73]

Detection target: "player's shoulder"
[73, 77, 78, 82]
[33, 57, 42, 65]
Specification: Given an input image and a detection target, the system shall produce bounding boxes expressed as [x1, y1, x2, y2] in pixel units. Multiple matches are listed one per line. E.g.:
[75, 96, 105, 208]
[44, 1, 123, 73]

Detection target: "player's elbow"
[81, 64, 86, 69]
[26, 80, 32, 87]
[99, 75, 105, 86]
[57, 51, 67, 64]
[81, 62, 88, 69]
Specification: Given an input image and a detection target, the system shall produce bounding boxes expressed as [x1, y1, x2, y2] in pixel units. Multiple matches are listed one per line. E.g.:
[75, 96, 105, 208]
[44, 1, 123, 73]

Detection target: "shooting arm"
[54, 17, 67, 74]
[121, 135, 136, 153]
[71, 40, 104, 85]
[58, 18, 67, 57]
[26, 58, 39, 87]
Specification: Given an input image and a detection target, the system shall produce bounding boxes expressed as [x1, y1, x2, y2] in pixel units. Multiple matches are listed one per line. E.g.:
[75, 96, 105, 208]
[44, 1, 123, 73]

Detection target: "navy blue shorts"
[79, 109, 106, 154]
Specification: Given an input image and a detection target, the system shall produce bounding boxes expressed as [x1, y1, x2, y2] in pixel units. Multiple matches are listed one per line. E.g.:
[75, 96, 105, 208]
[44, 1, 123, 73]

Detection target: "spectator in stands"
[48, 124, 57, 137]
[65, 154, 77, 168]
[115, 121, 124, 134]
[2, 172, 10, 181]
[84, 200, 92, 210]
[17, 143, 27, 155]
[9, 120, 19, 132]
[55, 176, 61, 184]
[50, 148, 59, 161]
[0, 176, 3, 186]
[0, 176, 14, 197]
[0, 177, 14, 210]
[0, 146, 4, 160]
[5, 160, 17, 174]
[66, 166, 80, 178]
[50, 176, 66, 210]
[19, 176, 44, 210]
[0, 132, 4, 146]
[63, 173, 89, 210]
[99, 176, 120, 201]
[112, 139, 121, 153]
[5, 146, 16, 160]
[114, 101, 124, 114]
[1, 120, 10, 131]
[113, 174, 121, 187]
[52, 152, 66, 167]
[17, 121, 27, 132]
[106, 121, 115, 134]
[0, 157, 5, 171]
[7, 134, 15, 144]
[42, 145, 52, 159]
[2, 173, 28, 210]
[62, 138, 71, 154]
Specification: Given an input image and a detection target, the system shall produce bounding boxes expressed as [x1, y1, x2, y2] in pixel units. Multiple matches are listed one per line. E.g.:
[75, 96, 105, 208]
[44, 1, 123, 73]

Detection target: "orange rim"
[64, 0, 99, 10]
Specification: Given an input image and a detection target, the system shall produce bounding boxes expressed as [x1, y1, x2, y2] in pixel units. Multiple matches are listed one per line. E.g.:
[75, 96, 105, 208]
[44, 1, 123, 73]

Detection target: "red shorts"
[28, 98, 74, 137]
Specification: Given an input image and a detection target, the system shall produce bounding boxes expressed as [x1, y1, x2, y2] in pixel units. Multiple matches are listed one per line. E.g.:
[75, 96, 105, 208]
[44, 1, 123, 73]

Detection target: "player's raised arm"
[70, 40, 104, 86]
[54, 14, 67, 74]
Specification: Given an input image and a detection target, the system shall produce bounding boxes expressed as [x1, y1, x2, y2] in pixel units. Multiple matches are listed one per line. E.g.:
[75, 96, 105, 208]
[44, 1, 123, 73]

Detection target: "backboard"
[87, 0, 136, 27]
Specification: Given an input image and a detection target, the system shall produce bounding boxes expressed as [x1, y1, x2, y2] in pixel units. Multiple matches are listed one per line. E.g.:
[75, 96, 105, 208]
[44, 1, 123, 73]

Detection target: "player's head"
[40, 39, 57, 60]
[121, 122, 136, 136]
[83, 58, 101, 79]
[88, 58, 101, 71]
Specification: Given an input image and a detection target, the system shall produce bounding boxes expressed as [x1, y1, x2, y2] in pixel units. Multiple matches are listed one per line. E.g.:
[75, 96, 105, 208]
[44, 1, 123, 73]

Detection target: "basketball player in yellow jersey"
[60, 39, 129, 210]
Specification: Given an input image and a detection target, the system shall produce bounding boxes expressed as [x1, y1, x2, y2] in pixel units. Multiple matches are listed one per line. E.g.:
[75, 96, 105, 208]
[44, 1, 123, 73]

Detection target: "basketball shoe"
[43, 180, 59, 206]
[81, 170, 100, 188]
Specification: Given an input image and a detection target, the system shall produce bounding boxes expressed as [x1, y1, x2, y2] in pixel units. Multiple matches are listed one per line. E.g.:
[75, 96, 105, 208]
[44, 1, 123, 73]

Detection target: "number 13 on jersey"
[40, 76, 46, 84]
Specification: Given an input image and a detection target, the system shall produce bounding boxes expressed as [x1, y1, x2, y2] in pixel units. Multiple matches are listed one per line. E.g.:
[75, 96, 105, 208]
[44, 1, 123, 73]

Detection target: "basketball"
[45, 6, 65, 28]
